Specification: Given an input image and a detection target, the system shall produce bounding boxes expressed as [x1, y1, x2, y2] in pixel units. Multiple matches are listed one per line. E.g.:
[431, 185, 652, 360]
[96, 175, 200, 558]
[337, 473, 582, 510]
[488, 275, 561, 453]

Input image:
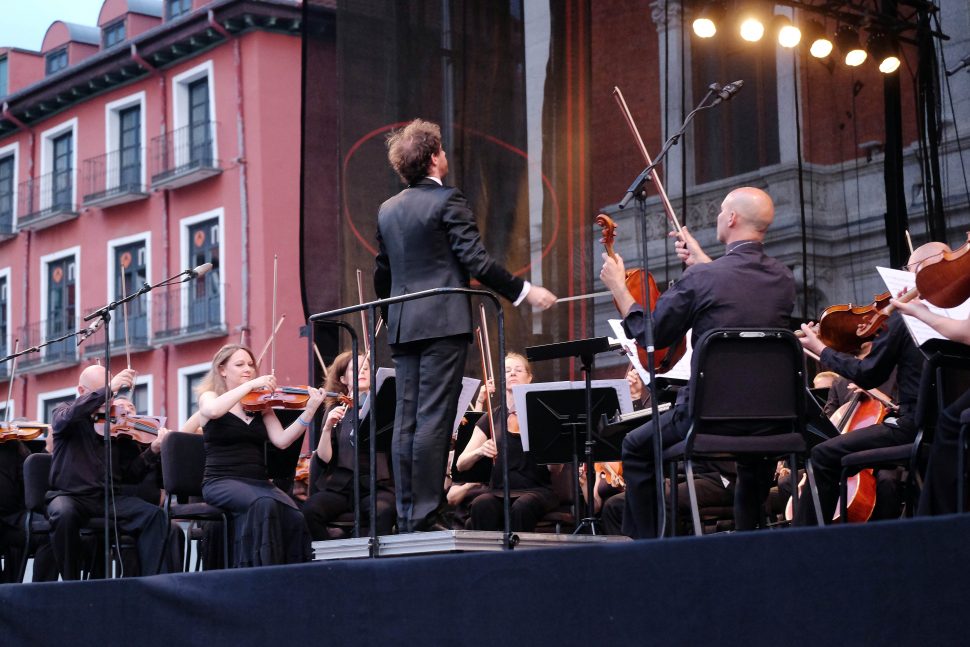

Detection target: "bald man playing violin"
[794, 242, 947, 525]
[601, 186, 796, 538]
[46, 365, 168, 579]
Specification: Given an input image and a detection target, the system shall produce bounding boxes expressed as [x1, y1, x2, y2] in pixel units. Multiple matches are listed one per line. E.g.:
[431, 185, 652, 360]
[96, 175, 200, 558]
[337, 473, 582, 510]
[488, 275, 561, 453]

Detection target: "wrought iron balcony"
[80, 311, 153, 359]
[17, 172, 79, 231]
[82, 149, 149, 208]
[16, 319, 80, 375]
[150, 121, 221, 189]
[152, 284, 226, 345]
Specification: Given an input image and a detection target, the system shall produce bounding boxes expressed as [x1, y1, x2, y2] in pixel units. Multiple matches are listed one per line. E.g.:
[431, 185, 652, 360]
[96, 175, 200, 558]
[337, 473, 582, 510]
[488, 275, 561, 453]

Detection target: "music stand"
[354, 367, 397, 454]
[450, 411, 490, 484]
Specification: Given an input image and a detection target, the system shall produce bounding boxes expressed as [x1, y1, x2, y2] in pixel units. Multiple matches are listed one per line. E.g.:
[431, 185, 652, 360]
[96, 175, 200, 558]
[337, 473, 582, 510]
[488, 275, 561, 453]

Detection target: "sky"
[0, 0, 105, 51]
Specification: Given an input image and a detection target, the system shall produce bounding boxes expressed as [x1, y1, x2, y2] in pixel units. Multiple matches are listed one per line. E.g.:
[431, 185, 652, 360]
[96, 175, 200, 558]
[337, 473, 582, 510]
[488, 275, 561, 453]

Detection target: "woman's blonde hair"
[195, 344, 258, 397]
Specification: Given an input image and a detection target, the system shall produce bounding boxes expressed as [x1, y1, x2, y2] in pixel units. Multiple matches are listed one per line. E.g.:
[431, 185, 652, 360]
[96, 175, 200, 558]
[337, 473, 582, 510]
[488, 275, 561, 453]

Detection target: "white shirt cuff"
[513, 281, 532, 306]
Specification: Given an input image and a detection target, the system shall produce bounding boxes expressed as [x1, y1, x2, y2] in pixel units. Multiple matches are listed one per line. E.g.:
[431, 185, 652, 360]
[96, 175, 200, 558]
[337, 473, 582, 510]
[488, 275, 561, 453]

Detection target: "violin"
[811, 292, 893, 354]
[0, 420, 50, 443]
[596, 214, 688, 373]
[240, 387, 346, 413]
[915, 232, 970, 308]
[93, 405, 162, 445]
[595, 461, 625, 489]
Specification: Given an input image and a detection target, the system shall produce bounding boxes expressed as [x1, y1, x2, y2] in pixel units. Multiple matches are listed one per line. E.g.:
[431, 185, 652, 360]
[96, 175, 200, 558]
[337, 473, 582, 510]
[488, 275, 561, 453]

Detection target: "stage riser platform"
[2, 515, 968, 646]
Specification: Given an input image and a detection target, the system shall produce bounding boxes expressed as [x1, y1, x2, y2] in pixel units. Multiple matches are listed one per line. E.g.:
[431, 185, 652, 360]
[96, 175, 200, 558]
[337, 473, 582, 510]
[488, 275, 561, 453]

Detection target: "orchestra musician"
[374, 118, 556, 532]
[600, 186, 796, 538]
[302, 352, 396, 539]
[196, 344, 324, 567]
[794, 242, 949, 524]
[46, 365, 168, 579]
[454, 353, 559, 532]
[891, 296, 970, 515]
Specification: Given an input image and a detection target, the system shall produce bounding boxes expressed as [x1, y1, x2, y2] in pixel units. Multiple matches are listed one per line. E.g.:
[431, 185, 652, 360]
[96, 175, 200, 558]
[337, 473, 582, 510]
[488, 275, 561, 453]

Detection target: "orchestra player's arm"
[892, 298, 970, 345]
[455, 427, 495, 472]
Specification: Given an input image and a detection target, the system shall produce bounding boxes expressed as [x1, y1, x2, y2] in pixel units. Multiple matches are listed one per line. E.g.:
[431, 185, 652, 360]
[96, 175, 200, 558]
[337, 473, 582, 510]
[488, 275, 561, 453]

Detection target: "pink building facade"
[0, 0, 311, 426]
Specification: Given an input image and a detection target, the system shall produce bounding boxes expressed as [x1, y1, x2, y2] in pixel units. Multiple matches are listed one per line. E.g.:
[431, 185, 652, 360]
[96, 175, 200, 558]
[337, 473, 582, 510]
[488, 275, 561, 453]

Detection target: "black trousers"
[47, 492, 168, 580]
[390, 335, 468, 531]
[919, 390, 970, 516]
[302, 488, 397, 539]
[795, 421, 915, 525]
[602, 477, 734, 536]
[468, 488, 558, 532]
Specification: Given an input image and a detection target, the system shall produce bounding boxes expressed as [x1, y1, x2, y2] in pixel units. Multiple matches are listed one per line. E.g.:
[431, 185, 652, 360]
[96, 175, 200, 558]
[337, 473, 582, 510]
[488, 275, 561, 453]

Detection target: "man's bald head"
[717, 187, 775, 244]
[78, 365, 106, 394]
[907, 241, 949, 273]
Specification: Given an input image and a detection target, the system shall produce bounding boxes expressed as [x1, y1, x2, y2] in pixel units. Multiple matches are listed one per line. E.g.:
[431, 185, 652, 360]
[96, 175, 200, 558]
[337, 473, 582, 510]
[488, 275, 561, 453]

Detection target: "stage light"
[868, 30, 901, 74]
[692, 2, 724, 39]
[772, 15, 802, 49]
[739, 15, 765, 42]
[804, 20, 833, 58]
[835, 25, 867, 67]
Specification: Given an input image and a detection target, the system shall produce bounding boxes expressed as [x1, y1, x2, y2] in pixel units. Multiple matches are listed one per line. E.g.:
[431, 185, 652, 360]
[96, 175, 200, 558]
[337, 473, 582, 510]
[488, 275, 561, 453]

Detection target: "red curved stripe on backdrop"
[341, 122, 561, 277]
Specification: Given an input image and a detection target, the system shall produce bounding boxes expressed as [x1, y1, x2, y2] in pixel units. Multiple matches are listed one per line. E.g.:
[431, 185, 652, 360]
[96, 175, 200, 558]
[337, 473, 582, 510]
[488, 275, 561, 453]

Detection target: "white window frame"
[104, 90, 147, 191]
[37, 385, 78, 423]
[177, 361, 210, 428]
[171, 59, 217, 168]
[0, 141, 19, 227]
[39, 245, 81, 359]
[132, 373, 154, 416]
[107, 231, 152, 343]
[0, 400, 14, 420]
[0, 266, 11, 359]
[179, 207, 224, 331]
[39, 116, 78, 211]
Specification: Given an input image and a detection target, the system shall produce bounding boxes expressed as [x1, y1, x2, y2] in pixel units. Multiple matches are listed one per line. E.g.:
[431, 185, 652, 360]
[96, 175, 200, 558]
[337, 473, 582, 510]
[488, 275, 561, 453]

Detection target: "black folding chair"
[662, 329, 824, 535]
[959, 408, 970, 511]
[160, 432, 231, 570]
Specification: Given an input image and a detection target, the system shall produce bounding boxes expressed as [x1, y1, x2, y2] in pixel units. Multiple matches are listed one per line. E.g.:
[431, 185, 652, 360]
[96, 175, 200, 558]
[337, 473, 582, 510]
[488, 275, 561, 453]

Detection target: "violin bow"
[904, 230, 915, 256]
[474, 326, 496, 450]
[256, 314, 287, 367]
[270, 254, 278, 376]
[312, 342, 329, 380]
[612, 86, 683, 236]
[4, 339, 19, 427]
[356, 268, 370, 357]
[120, 262, 132, 370]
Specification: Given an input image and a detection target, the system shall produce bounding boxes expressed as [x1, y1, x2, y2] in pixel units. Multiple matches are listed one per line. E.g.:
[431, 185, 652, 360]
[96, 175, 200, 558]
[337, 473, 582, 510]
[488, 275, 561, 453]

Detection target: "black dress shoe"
[412, 512, 453, 532]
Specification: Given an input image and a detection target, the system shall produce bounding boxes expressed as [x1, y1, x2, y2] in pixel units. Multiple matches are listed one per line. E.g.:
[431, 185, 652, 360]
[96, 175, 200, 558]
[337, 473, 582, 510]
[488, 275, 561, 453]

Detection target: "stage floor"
[312, 529, 631, 560]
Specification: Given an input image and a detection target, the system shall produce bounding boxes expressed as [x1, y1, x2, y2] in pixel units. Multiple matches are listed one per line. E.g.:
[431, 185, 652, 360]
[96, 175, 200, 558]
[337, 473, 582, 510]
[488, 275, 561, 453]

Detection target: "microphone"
[183, 262, 213, 282]
[711, 79, 744, 105]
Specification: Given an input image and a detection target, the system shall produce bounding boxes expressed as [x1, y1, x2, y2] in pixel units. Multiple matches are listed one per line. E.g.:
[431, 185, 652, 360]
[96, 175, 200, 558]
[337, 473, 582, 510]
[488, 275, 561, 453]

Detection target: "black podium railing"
[309, 287, 512, 554]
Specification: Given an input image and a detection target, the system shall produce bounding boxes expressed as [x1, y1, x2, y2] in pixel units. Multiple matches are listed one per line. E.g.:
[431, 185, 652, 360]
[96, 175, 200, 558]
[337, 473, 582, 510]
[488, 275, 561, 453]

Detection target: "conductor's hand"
[478, 438, 498, 460]
[110, 368, 137, 393]
[525, 286, 557, 310]
[669, 226, 711, 267]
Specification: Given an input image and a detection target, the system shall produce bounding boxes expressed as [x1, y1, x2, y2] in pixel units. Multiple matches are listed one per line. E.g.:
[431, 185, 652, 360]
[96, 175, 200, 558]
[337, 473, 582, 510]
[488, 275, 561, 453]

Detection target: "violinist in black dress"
[197, 344, 325, 567]
[302, 352, 396, 538]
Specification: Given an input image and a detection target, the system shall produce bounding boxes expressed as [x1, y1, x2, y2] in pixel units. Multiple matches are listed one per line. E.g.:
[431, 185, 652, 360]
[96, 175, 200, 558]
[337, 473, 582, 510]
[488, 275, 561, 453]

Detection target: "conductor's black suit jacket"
[374, 178, 524, 344]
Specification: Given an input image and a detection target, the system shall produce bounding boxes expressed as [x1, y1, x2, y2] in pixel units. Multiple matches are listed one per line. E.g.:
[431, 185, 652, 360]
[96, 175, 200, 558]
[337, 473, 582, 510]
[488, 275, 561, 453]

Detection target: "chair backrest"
[690, 328, 806, 433]
[914, 341, 970, 442]
[161, 432, 205, 499]
[22, 452, 52, 513]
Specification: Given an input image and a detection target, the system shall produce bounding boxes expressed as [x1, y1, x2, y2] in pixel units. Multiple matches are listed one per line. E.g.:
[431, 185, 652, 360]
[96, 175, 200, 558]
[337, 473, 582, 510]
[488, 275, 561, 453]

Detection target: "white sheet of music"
[876, 266, 970, 345]
[453, 377, 482, 433]
[607, 319, 692, 383]
[511, 379, 633, 452]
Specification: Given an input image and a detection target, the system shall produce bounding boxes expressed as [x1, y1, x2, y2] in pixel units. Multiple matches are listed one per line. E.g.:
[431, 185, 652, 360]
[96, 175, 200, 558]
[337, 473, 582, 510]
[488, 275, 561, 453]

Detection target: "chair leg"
[789, 454, 799, 527]
[959, 425, 966, 513]
[804, 460, 825, 526]
[839, 468, 850, 524]
[668, 461, 679, 537]
[19, 513, 32, 583]
[685, 459, 703, 536]
[221, 514, 231, 569]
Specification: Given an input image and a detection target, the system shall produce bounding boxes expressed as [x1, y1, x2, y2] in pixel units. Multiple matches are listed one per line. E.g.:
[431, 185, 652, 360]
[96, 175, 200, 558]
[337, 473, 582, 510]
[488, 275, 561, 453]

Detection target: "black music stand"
[355, 368, 397, 454]
[526, 337, 623, 535]
[450, 411, 490, 484]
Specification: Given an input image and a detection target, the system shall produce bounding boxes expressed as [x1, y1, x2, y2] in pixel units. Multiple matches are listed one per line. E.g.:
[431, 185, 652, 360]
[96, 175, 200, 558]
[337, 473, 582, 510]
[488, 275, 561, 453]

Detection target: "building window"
[45, 48, 68, 76]
[178, 362, 209, 427]
[51, 132, 73, 210]
[46, 254, 76, 361]
[113, 239, 148, 343]
[0, 56, 8, 98]
[186, 217, 219, 330]
[167, 0, 192, 20]
[103, 20, 126, 48]
[41, 391, 76, 424]
[691, 36, 779, 185]
[119, 105, 141, 190]
[187, 78, 211, 166]
[0, 154, 13, 229]
[0, 273, 8, 359]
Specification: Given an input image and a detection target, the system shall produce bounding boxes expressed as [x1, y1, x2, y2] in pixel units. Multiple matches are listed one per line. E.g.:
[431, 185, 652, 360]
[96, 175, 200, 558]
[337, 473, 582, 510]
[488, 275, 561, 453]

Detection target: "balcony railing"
[17, 172, 79, 231]
[80, 311, 152, 359]
[82, 149, 149, 208]
[150, 121, 221, 189]
[17, 319, 80, 375]
[153, 284, 226, 344]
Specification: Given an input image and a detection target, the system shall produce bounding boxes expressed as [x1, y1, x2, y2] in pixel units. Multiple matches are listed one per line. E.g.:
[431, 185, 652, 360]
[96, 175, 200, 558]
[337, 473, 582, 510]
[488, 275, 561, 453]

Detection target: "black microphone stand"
[82, 266, 208, 575]
[615, 83, 724, 538]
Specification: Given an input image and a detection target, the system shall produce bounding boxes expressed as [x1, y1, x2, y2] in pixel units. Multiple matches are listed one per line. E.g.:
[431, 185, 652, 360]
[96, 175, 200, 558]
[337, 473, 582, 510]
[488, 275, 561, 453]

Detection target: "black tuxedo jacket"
[374, 178, 524, 344]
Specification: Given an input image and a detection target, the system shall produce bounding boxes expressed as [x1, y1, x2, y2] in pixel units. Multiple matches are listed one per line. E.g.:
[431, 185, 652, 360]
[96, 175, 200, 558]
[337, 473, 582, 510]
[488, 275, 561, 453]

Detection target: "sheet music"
[876, 267, 970, 346]
[511, 379, 633, 452]
[453, 377, 481, 433]
[357, 366, 393, 424]
[607, 319, 693, 383]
